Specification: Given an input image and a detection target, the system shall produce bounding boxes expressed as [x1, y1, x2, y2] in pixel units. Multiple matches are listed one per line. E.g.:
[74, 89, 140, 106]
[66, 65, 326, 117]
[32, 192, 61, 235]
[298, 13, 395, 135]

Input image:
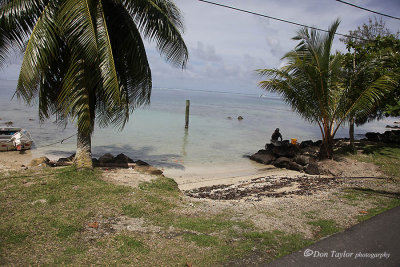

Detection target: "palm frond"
[15, 1, 60, 104]
[0, 0, 49, 66]
[122, 0, 188, 68]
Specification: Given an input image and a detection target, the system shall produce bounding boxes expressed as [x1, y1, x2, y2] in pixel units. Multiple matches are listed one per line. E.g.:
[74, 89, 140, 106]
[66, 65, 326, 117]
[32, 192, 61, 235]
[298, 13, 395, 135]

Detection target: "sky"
[1, 0, 399, 95]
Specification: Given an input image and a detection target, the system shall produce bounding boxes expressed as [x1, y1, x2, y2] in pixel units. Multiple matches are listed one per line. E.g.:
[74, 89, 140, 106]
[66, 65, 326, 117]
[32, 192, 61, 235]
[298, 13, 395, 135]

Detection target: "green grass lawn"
[1, 142, 399, 266]
[0, 167, 313, 266]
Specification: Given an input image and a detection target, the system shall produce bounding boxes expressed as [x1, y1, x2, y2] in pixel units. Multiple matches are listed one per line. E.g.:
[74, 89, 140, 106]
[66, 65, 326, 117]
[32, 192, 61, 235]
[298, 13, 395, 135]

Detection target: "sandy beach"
[163, 161, 301, 190]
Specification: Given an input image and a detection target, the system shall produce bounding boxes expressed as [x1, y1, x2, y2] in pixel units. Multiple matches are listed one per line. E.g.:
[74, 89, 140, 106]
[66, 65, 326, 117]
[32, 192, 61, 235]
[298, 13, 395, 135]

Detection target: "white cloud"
[1, 0, 399, 95]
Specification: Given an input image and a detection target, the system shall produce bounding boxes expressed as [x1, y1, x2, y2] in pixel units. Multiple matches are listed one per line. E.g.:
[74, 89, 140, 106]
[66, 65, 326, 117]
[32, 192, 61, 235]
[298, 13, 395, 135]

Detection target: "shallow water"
[0, 79, 392, 170]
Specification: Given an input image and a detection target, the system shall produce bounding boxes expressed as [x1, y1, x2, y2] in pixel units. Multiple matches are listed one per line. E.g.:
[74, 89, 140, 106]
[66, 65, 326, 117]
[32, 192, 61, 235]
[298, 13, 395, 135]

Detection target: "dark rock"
[265, 143, 275, 151]
[294, 155, 311, 166]
[136, 165, 163, 175]
[273, 157, 291, 168]
[5, 121, 13, 126]
[365, 130, 400, 144]
[305, 162, 320, 175]
[272, 144, 300, 158]
[114, 153, 134, 164]
[57, 157, 71, 163]
[288, 161, 304, 172]
[250, 151, 276, 165]
[386, 125, 400, 129]
[237, 116, 243, 120]
[282, 140, 290, 146]
[256, 149, 270, 154]
[313, 140, 322, 147]
[300, 140, 314, 149]
[92, 158, 99, 165]
[67, 153, 76, 161]
[301, 146, 319, 158]
[98, 153, 115, 163]
[365, 132, 380, 141]
[135, 160, 149, 166]
[227, 116, 232, 120]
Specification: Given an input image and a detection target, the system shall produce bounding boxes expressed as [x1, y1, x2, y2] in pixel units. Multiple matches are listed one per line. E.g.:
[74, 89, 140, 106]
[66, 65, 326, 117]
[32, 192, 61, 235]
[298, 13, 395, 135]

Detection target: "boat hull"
[0, 127, 33, 151]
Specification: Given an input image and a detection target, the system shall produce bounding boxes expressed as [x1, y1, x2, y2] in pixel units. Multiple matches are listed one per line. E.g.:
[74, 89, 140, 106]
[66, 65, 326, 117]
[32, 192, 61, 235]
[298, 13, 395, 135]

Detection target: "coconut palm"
[258, 19, 395, 159]
[0, 0, 188, 168]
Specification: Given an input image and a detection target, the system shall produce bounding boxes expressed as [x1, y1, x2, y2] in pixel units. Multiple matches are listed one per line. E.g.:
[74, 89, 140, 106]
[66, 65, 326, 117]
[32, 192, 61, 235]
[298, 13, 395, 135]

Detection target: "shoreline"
[0, 149, 301, 191]
[162, 160, 301, 190]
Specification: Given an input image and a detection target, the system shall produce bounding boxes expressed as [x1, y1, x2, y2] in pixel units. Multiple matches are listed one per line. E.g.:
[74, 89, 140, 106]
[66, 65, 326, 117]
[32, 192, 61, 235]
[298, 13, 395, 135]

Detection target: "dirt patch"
[319, 157, 383, 177]
[84, 216, 163, 241]
[100, 168, 157, 188]
[0, 150, 35, 171]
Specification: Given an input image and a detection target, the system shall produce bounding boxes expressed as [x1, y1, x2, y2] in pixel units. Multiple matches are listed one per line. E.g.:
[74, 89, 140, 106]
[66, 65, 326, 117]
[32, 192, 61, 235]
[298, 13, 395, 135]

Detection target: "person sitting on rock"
[271, 128, 283, 146]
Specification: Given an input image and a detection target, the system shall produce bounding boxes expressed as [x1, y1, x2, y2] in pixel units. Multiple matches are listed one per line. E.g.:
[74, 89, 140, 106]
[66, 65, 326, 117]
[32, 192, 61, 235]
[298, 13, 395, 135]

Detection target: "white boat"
[0, 127, 33, 151]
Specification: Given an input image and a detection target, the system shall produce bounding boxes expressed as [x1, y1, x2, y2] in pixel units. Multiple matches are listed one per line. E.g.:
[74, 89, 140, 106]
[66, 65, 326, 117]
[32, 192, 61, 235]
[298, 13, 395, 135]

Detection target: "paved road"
[267, 206, 400, 267]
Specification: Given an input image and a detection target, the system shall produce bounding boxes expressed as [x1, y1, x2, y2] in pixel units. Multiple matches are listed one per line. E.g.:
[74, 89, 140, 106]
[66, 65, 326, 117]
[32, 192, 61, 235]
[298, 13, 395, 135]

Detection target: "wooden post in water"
[185, 100, 190, 129]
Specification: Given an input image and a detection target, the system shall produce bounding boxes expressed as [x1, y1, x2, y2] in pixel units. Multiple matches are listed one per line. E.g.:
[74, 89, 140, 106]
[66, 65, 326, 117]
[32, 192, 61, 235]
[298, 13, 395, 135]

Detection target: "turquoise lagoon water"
[0, 79, 392, 170]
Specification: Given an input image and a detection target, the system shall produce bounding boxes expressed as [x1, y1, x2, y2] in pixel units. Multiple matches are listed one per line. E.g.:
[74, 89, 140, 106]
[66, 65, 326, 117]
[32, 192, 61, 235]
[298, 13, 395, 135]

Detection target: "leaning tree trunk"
[75, 130, 93, 170]
[349, 117, 355, 153]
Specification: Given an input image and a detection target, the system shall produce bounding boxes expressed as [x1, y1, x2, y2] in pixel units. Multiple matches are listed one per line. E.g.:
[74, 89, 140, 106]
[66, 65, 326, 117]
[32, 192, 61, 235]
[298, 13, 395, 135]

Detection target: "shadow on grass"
[348, 187, 400, 199]
[335, 141, 400, 158]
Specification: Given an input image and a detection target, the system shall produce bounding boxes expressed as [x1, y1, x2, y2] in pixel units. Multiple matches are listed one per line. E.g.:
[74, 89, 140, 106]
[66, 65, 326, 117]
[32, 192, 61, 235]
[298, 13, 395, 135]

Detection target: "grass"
[182, 233, 220, 247]
[307, 219, 341, 238]
[0, 166, 315, 266]
[340, 142, 400, 180]
[1, 141, 399, 266]
[114, 235, 149, 254]
[336, 142, 400, 221]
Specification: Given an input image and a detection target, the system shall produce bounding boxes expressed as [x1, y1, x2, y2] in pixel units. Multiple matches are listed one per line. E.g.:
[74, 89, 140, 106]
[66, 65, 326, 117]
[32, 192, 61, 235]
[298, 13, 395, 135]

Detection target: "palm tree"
[0, 0, 188, 169]
[258, 19, 395, 159]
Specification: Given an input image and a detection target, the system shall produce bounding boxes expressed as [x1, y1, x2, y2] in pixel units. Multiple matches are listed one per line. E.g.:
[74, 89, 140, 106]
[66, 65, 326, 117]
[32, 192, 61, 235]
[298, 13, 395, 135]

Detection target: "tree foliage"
[341, 18, 400, 122]
[0, 0, 188, 168]
[258, 20, 396, 159]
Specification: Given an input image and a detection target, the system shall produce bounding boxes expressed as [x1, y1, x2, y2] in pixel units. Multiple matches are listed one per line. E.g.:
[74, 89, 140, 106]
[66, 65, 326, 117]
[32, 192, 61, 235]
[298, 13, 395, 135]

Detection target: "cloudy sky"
[1, 0, 399, 95]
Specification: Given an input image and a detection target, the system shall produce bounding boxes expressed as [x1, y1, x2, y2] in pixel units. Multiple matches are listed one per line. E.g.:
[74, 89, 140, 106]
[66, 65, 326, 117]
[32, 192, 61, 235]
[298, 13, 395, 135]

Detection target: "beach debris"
[88, 222, 99, 229]
[304, 162, 320, 175]
[29, 156, 50, 167]
[237, 116, 243, 120]
[31, 199, 47, 205]
[185, 176, 341, 200]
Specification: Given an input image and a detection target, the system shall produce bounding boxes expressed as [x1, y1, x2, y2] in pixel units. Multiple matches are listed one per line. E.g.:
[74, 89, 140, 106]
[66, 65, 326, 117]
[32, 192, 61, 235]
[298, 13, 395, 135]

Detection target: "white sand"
[162, 160, 301, 190]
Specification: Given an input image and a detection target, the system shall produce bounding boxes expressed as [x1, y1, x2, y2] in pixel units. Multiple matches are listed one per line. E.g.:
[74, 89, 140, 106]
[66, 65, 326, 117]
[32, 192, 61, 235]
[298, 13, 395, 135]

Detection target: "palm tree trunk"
[319, 135, 334, 160]
[349, 117, 355, 152]
[75, 130, 93, 170]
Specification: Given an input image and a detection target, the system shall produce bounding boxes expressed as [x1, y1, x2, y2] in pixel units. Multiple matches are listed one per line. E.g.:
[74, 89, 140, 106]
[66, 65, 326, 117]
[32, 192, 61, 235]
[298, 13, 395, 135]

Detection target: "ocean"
[0, 79, 391, 170]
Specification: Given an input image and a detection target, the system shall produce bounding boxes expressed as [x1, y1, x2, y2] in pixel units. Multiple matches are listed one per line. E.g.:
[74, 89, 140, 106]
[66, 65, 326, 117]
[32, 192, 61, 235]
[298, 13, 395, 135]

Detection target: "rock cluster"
[30, 153, 163, 175]
[365, 130, 400, 144]
[250, 140, 321, 174]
